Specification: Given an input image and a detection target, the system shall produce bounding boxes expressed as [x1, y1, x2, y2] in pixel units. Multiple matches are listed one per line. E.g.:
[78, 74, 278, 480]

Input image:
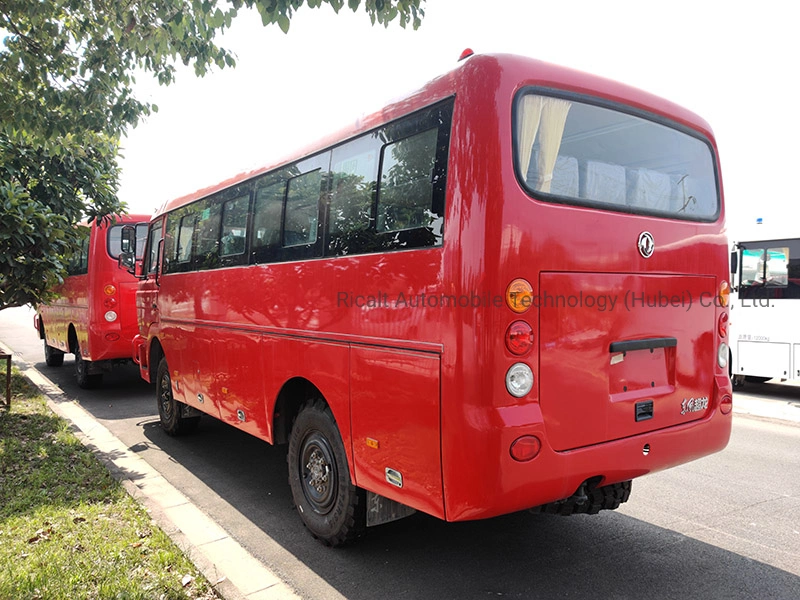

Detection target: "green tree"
[0, 0, 424, 310]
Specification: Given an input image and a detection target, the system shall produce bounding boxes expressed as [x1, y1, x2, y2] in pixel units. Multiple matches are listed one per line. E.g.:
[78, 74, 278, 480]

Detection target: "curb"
[1, 342, 301, 600]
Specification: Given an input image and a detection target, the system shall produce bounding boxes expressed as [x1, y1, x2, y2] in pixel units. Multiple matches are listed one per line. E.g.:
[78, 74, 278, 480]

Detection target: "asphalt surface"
[2, 305, 799, 599]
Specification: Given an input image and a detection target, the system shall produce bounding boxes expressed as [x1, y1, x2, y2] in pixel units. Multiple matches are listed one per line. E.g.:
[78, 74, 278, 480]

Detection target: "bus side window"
[252, 179, 287, 264]
[284, 170, 321, 247]
[377, 127, 438, 234]
[176, 214, 196, 267]
[327, 135, 380, 256]
[136, 224, 149, 259]
[67, 227, 90, 275]
[193, 201, 222, 270]
[220, 194, 250, 258]
[146, 222, 163, 275]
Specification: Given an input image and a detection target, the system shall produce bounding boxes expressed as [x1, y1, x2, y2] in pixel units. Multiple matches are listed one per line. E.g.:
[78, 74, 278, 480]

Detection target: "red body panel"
[137, 54, 732, 523]
[37, 215, 150, 363]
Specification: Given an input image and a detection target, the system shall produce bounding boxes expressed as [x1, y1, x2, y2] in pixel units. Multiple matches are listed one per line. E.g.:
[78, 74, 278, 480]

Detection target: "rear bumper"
[443, 374, 733, 522]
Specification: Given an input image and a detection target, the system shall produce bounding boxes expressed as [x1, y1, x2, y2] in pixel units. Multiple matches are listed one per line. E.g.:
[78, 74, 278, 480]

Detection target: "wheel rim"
[299, 431, 338, 515]
[159, 370, 174, 421]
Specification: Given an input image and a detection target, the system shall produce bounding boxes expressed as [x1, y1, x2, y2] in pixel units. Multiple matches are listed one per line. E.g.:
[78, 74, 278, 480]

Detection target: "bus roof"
[154, 52, 717, 219]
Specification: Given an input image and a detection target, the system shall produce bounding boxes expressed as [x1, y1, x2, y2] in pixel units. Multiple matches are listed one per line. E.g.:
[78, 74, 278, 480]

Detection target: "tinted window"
[176, 213, 196, 265]
[146, 221, 163, 275]
[221, 194, 250, 257]
[377, 128, 438, 233]
[252, 178, 288, 264]
[160, 99, 453, 270]
[193, 201, 222, 269]
[328, 135, 381, 255]
[325, 99, 451, 256]
[284, 170, 321, 247]
[66, 226, 90, 276]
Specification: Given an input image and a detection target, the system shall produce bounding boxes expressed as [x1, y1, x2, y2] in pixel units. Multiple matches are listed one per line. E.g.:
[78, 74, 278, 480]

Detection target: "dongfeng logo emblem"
[638, 231, 655, 258]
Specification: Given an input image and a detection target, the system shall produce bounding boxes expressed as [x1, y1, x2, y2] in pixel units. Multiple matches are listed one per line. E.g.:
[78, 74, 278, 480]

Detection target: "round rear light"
[718, 281, 730, 307]
[506, 279, 533, 313]
[505, 321, 534, 355]
[717, 342, 729, 369]
[103, 296, 117, 309]
[104, 310, 118, 322]
[104, 284, 116, 296]
[720, 394, 733, 415]
[718, 311, 729, 337]
[505, 363, 534, 397]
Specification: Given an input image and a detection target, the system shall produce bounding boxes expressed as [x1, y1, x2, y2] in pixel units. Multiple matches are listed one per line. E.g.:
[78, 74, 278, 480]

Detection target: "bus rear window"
[515, 92, 718, 221]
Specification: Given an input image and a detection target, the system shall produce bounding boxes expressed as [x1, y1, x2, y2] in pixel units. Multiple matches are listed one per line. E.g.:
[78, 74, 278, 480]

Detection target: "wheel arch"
[67, 324, 79, 353]
[148, 337, 164, 383]
[272, 377, 327, 445]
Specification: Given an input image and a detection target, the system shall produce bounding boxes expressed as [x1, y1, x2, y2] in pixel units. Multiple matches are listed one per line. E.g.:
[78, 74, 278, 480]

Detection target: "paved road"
[2, 306, 799, 599]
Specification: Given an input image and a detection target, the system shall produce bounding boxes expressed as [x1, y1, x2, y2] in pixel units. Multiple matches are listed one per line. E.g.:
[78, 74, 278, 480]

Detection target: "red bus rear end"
[35, 215, 149, 387]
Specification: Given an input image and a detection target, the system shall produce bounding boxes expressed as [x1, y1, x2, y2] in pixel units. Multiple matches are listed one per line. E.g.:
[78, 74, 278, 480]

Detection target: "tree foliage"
[0, 0, 424, 309]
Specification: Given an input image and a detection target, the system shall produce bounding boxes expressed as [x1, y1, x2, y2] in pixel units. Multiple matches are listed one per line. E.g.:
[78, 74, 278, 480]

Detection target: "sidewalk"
[1, 340, 302, 600]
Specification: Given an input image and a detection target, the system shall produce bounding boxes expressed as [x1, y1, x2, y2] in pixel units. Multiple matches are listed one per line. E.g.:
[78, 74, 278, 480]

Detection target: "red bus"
[34, 215, 149, 388]
[128, 52, 732, 546]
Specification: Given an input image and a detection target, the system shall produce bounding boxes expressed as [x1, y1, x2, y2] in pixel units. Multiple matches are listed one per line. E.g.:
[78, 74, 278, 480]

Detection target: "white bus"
[730, 235, 797, 387]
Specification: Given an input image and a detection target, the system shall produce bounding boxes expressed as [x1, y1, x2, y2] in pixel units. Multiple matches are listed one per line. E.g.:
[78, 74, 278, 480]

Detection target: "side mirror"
[730, 250, 738, 275]
[120, 225, 137, 254]
[118, 251, 137, 274]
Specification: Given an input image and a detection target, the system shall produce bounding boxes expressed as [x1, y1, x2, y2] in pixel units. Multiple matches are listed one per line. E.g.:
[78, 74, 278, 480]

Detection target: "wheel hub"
[306, 449, 330, 493]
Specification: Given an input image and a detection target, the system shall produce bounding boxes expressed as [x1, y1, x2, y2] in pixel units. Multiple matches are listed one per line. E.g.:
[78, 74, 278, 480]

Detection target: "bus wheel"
[287, 399, 365, 546]
[43, 340, 64, 367]
[73, 343, 101, 389]
[156, 358, 199, 436]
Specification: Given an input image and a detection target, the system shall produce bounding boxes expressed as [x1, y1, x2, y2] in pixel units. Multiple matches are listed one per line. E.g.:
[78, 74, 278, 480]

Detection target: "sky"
[118, 0, 799, 241]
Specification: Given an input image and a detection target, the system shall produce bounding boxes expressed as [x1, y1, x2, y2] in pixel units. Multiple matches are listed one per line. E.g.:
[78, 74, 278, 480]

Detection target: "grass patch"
[0, 369, 219, 599]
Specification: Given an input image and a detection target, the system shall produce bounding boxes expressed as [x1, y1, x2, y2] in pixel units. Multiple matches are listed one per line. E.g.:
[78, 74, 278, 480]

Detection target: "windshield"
[737, 239, 800, 300]
[515, 92, 719, 221]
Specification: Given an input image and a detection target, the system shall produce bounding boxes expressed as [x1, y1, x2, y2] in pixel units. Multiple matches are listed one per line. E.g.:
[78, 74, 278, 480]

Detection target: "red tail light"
[505, 321, 534, 355]
[718, 311, 728, 337]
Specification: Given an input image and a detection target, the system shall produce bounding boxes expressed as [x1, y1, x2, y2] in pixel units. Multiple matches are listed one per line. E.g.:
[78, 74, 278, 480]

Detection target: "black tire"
[156, 358, 199, 436]
[43, 340, 64, 367]
[287, 399, 365, 546]
[73, 343, 102, 389]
